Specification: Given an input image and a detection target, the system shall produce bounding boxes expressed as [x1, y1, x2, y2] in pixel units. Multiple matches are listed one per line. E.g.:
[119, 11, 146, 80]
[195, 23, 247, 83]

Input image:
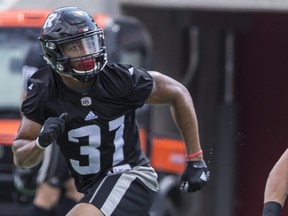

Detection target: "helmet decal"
[42, 13, 58, 30]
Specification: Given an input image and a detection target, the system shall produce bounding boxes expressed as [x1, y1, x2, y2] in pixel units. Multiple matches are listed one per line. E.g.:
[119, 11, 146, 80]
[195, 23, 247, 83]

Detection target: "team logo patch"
[81, 97, 92, 106]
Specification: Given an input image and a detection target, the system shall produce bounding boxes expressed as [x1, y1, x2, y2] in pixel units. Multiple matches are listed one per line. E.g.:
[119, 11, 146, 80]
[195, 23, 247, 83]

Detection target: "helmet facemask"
[48, 31, 107, 82]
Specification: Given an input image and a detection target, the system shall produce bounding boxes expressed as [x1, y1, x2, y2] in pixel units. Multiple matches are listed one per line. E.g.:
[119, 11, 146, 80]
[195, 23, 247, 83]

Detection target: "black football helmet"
[39, 7, 107, 82]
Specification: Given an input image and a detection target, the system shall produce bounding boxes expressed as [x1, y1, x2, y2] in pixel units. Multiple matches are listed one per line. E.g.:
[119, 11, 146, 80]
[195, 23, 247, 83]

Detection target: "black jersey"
[21, 63, 154, 192]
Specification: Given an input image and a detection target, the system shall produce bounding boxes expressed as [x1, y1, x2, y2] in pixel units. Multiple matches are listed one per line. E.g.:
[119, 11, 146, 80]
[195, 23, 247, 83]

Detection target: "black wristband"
[262, 201, 282, 216]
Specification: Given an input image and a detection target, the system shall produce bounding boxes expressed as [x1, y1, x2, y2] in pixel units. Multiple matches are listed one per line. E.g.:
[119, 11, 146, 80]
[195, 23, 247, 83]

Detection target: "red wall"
[235, 12, 288, 215]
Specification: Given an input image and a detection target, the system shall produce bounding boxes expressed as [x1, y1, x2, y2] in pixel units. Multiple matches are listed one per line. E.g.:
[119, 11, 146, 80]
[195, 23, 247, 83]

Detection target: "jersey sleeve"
[107, 64, 154, 108]
[127, 65, 153, 106]
[21, 66, 39, 91]
[21, 76, 47, 125]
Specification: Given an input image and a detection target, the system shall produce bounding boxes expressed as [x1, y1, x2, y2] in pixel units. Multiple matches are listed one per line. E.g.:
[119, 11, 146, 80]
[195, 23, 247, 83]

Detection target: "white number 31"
[67, 116, 125, 175]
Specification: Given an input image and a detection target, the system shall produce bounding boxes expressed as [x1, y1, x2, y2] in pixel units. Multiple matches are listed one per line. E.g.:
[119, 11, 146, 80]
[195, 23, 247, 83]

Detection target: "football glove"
[36, 113, 69, 149]
[179, 160, 209, 193]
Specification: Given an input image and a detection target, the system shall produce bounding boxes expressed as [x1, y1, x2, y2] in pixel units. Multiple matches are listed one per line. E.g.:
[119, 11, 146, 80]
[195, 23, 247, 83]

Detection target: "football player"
[12, 6, 209, 216]
[262, 149, 288, 216]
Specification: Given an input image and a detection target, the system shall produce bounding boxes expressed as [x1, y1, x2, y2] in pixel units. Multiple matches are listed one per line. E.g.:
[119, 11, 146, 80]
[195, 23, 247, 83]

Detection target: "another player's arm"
[146, 71, 202, 160]
[12, 116, 44, 168]
[262, 149, 288, 215]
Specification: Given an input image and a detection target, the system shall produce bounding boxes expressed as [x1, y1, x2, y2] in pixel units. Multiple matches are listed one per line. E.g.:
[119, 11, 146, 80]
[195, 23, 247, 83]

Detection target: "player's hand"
[36, 113, 69, 149]
[179, 160, 209, 193]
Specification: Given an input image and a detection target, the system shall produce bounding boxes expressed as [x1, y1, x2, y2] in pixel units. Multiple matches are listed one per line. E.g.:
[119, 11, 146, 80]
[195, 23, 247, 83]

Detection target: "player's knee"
[66, 203, 104, 216]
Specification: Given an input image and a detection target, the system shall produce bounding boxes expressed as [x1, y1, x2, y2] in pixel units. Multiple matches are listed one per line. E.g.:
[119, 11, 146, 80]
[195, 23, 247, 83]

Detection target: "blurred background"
[2, 0, 288, 215]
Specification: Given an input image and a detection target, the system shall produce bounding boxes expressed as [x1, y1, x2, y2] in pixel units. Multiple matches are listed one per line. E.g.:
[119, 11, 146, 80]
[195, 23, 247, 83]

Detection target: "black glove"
[179, 160, 209, 193]
[36, 113, 69, 149]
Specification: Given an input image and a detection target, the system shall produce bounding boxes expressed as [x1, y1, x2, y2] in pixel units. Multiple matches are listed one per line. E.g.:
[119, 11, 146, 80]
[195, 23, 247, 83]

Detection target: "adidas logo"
[85, 111, 98, 121]
[200, 171, 208, 182]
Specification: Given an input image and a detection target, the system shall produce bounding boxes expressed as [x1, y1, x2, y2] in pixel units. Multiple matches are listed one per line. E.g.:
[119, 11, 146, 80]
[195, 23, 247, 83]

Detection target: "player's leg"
[67, 203, 104, 216]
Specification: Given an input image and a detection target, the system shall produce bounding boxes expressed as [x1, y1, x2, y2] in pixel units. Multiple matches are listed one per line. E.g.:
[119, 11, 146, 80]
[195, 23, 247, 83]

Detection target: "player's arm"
[12, 113, 68, 168]
[12, 116, 44, 168]
[146, 71, 201, 158]
[262, 149, 288, 216]
[146, 71, 209, 192]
